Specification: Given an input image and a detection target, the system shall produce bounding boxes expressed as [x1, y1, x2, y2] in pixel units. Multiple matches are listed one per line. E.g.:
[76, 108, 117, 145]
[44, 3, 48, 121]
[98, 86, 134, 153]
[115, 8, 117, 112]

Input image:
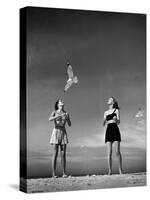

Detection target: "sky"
[25, 7, 146, 178]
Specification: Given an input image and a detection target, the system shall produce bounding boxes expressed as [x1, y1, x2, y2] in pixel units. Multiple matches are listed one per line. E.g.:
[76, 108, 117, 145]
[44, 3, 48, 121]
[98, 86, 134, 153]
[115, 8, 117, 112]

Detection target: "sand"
[26, 172, 146, 193]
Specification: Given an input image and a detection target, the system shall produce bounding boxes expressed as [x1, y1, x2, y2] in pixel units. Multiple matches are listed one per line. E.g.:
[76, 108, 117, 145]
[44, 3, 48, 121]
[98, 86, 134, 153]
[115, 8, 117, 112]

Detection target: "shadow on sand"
[9, 184, 19, 191]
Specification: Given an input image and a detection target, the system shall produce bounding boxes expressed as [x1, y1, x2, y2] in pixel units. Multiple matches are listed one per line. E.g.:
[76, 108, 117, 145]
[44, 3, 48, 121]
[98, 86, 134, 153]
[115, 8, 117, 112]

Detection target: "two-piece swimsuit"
[105, 109, 121, 143]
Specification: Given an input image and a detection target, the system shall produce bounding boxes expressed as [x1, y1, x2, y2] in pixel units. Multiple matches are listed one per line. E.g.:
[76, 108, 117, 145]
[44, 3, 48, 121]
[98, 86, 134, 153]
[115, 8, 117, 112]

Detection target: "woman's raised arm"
[48, 111, 56, 121]
[116, 109, 120, 124]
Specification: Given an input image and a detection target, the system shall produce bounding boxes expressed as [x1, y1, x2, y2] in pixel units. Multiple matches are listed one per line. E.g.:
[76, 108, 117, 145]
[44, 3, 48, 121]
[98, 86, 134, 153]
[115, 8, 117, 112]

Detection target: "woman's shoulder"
[114, 108, 119, 112]
[105, 109, 112, 114]
[104, 110, 109, 115]
[105, 108, 117, 114]
[114, 108, 120, 115]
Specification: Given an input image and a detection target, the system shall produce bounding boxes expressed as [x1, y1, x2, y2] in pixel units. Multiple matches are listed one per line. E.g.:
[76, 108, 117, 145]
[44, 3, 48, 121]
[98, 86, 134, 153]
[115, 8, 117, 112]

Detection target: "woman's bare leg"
[107, 142, 112, 175]
[114, 141, 123, 174]
[60, 144, 67, 176]
[52, 144, 59, 177]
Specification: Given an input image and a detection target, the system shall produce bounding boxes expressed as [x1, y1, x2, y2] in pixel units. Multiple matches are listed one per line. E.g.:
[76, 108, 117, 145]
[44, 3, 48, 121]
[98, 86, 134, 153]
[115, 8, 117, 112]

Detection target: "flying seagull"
[64, 63, 78, 92]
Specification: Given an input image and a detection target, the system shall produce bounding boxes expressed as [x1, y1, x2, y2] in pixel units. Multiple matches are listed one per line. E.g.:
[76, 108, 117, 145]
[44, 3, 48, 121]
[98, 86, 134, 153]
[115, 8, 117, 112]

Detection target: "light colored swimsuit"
[49, 111, 68, 145]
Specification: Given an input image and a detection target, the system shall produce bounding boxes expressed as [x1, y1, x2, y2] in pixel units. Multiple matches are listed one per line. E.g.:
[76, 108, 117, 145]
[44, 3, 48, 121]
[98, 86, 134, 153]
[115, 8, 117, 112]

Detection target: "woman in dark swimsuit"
[103, 97, 123, 175]
[49, 99, 71, 178]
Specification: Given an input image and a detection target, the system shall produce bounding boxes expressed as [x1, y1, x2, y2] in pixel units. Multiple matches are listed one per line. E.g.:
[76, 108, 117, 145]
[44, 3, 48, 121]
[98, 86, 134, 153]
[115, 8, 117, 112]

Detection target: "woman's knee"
[53, 146, 58, 157]
[60, 145, 66, 153]
[60, 149, 66, 158]
[107, 150, 112, 157]
[115, 150, 121, 156]
[53, 151, 58, 159]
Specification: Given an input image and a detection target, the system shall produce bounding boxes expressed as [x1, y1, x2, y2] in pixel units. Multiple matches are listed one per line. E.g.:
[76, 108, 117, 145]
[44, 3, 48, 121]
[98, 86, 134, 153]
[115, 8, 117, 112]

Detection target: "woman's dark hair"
[54, 100, 59, 111]
[111, 97, 120, 109]
[54, 99, 65, 111]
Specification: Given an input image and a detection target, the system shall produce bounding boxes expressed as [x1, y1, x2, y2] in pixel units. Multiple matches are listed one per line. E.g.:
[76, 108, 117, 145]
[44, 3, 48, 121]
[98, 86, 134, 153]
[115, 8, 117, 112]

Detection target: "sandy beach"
[25, 172, 146, 193]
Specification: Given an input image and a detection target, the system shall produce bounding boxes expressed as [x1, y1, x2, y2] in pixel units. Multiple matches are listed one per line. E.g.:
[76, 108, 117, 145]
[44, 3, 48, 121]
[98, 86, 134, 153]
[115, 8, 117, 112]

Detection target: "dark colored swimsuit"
[105, 109, 121, 143]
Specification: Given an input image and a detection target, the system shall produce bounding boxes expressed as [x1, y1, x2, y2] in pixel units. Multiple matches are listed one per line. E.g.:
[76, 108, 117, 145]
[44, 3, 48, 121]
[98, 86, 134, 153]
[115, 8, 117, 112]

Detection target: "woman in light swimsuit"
[49, 99, 71, 178]
[103, 97, 123, 175]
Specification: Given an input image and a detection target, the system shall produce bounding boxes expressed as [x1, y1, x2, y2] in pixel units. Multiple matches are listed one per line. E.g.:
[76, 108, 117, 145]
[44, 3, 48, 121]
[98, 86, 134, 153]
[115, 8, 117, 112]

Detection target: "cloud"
[135, 108, 144, 118]
[137, 119, 145, 125]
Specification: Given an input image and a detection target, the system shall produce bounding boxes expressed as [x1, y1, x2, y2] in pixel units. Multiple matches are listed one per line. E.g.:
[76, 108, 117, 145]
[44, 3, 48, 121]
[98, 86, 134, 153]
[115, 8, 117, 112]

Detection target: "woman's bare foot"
[62, 174, 68, 178]
[52, 175, 58, 178]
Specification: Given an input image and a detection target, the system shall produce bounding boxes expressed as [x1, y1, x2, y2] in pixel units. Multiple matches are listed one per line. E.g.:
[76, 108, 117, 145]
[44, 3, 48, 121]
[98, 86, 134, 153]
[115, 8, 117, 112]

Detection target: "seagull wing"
[64, 80, 73, 92]
[67, 65, 74, 79]
[73, 76, 78, 83]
